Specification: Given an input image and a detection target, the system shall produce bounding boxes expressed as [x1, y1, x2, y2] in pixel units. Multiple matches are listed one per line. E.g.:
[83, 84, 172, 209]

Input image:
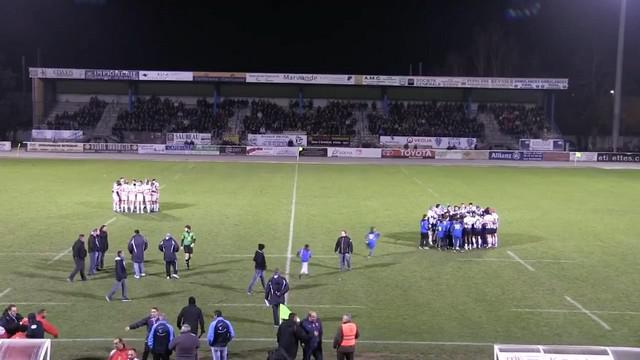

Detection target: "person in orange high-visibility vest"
[332, 314, 360, 360]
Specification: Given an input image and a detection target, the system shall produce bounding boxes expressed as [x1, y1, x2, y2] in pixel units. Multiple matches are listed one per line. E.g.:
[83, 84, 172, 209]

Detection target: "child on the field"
[296, 244, 312, 279]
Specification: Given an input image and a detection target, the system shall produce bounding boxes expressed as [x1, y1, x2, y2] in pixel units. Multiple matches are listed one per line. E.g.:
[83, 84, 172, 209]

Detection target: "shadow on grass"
[184, 280, 245, 294]
[44, 288, 106, 301]
[385, 231, 420, 248]
[292, 282, 328, 291]
[231, 313, 274, 326]
[132, 290, 185, 300]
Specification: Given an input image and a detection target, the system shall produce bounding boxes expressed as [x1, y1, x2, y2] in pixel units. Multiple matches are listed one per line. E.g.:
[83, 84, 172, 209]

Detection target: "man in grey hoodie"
[128, 229, 148, 279]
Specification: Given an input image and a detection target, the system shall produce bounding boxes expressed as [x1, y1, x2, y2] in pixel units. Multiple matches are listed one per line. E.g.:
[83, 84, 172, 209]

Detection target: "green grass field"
[1, 158, 640, 359]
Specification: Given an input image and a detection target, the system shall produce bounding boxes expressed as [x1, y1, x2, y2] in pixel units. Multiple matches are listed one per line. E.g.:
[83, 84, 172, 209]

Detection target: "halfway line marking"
[284, 159, 300, 303]
[47, 248, 72, 264]
[209, 303, 365, 308]
[507, 251, 535, 271]
[458, 258, 576, 263]
[565, 296, 611, 330]
[0, 288, 11, 298]
[105, 217, 117, 225]
[512, 308, 640, 315]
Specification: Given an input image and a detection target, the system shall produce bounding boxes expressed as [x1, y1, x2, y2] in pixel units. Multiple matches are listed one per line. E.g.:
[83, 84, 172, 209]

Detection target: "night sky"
[0, 0, 639, 81]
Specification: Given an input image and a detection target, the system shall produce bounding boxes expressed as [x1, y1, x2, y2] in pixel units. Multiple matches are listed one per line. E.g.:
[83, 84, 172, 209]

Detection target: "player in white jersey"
[120, 181, 129, 212]
[112, 181, 121, 212]
[152, 179, 160, 212]
[427, 208, 438, 245]
[135, 182, 144, 213]
[463, 212, 475, 249]
[490, 210, 499, 247]
[128, 181, 137, 213]
[483, 210, 495, 248]
[143, 180, 152, 213]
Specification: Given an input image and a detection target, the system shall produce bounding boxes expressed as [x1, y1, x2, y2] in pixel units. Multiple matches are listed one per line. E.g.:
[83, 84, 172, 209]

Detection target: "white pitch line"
[507, 250, 535, 271]
[13, 302, 71, 305]
[512, 308, 640, 315]
[284, 159, 300, 303]
[564, 296, 611, 330]
[0, 288, 11, 298]
[458, 258, 577, 263]
[47, 248, 72, 264]
[213, 254, 336, 258]
[401, 167, 440, 197]
[105, 216, 117, 225]
[209, 303, 365, 308]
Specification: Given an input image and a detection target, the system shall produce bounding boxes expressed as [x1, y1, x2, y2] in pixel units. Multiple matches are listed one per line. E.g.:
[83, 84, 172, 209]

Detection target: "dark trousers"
[419, 232, 429, 247]
[142, 343, 150, 360]
[271, 304, 280, 326]
[336, 351, 354, 360]
[68, 258, 86, 281]
[152, 353, 170, 360]
[98, 251, 106, 269]
[165, 261, 177, 277]
[303, 346, 323, 360]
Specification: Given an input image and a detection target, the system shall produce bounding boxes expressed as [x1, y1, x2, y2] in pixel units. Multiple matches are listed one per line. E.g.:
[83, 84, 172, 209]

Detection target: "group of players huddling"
[420, 203, 499, 251]
[111, 178, 161, 214]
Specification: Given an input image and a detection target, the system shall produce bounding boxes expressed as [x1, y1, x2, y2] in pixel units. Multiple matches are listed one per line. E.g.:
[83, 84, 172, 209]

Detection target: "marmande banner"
[85, 69, 139, 80]
[299, 147, 328, 157]
[83, 143, 138, 153]
[596, 152, 640, 163]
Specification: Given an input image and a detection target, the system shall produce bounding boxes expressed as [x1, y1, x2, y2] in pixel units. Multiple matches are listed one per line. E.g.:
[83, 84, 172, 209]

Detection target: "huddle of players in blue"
[420, 203, 500, 251]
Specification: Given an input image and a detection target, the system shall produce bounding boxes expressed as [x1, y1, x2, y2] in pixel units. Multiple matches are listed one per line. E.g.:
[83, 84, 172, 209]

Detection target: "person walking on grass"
[265, 268, 289, 327]
[106, 250, 131, 302]
[88, 228, 101, 276]
[296, 244, 312, 279]
[67, 234, 87, 282]
[247, 243, 267, 294]
[169, 324, 199, 360]
[207, 310, 235, 360]
[333, 314, 359, 360]
[128, 229, 148, 279]
[180, 225, 196, 270]
[176, 296, 205, 337]
[334, 231, 353, 271]
[364, 226, 381, 257]
[159, 233, 180, 279]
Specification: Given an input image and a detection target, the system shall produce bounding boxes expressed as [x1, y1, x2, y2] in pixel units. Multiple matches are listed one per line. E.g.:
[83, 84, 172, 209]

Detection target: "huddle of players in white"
[423, 203, 500, 250]
[111, 178, 160, 213]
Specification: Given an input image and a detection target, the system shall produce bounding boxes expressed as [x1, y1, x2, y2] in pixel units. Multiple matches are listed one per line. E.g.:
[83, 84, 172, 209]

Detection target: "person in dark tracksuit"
[126, 307, 160, 360]
[67, 234, 87, 282]
[419, 214, 430, 249]
[88, 229, 101, 275]
[176, 296, 205, 337]
[301, 311, 323, 360]
[147, 314, 175, 360]
[106, 250, 130, 302]
[277, 313, 309, 360]
[247, 243, 267, 294]
[265, 268, 289, 327]
[159, 234, 180, 279]
[98, 224, 109, 271]
[334, 231, 353, 271]
[128, 229, 148, 279]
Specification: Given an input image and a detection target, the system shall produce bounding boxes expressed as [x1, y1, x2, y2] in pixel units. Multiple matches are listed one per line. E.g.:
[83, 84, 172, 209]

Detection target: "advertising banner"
[462, 150, 489, 160]
[596, 152, 640, 163]
[435, 151, 463, 160]
[193, 71, 246, 82]
[139, 71, 193, 81]
[406, 76, 568, 90]
[220, 146, 247, 155]
[85, 69, 139, 80]
[299, 147, 328, 157]
[308, 135, 351, 146]
[0, 141, 11, 151]
[381, 148, 435, 159]
[164, 145, 219, 155]
[361, 75, 403, 86]
[83, 143, 138, 153]
[379, 136, 477, 150]
[327, 147, 381, 158]
[27, 142, 84, 152]
[166, 133, 212, 145]
[31, 129, 83, 140]
[248, 134, 307, 147]
[138, 144, 167, 154]
[246, 146, 299, 157]
[488, 151, 543, 161]
[543, 152, 570, 161]
[246, 73, 355, 85]
[29, 68, 85, 79]
[520, 139, 565, 151]
[570, 152, 598, 162]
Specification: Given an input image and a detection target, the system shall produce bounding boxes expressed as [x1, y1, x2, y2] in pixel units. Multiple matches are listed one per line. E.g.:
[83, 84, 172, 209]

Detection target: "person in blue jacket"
[419, 215, 430, 249]
[364, 227, 381, 257]
[147, 314, 175, 360]
[451, 217, 464, 251]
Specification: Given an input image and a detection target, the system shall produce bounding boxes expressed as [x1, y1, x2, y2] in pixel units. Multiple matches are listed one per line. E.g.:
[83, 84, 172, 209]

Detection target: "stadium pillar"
[612, 0, 627, 152]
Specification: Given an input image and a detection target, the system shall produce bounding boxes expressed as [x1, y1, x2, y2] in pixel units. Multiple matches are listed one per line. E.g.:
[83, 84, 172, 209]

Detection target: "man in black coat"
[265, 268, 289, 327]
[0, 304, 26, 338]
[247, 243, 267, 294]
[67, 234, 87, 282]
[88, 228, 101, 276]
[125, 307, 160, 360]
[106, 250, 130, 302]
[277, 313, 309, 360]
[97, 224, 109, 271]
[334, 231, 353, 271]
[176, 296, 204, 337]
[159, 234, 180, 279]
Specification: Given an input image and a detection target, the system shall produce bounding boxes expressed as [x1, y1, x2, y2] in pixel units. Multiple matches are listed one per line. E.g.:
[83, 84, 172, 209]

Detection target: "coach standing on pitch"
[128, 229, 148, 279]
[334, 231, 353, 271]
[67, 234, 87, 282]
[265, 268, 289, 327]
[159, 234, 180, 279]
[98, 224, 109, 271]
[176, 296, 205, 337]
[333, 314, 359, 360]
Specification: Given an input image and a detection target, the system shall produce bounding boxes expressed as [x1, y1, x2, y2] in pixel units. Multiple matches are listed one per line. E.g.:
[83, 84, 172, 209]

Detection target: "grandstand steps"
[42, 102, 84, 128]
[477, 113, 519, 150]
[94, 103, 126, 137]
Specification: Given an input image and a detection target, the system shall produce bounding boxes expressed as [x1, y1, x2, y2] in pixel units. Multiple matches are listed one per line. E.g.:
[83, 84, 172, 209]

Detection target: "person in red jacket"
[108, 337, 129, 360]
[14, 309, 59, 339]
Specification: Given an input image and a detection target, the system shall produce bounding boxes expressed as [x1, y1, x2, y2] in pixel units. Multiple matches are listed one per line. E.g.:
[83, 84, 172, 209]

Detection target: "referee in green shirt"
[181, 225, 196, 270]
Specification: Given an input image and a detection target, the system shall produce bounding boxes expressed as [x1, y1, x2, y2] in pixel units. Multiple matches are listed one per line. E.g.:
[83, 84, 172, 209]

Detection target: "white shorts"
[136, 195, 144, 202]
[127, 193, 135, 201]
[112, 193, 119, 201]
[151, 193, 158, 201]
[300, 262, 309, 274]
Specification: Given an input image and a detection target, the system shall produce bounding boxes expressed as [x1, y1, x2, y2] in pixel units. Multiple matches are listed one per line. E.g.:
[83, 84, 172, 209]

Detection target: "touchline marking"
[284, 159, 300, 303]
[507, 250, 535, 271]
[209, 303, 365, 308]
[511, 308, 640, 315]
[214, 254, 336, 258]
[458, 258, 577, 263]
[564, 296, 611, 330]
[0, 288, 11, 298]
[13, 302, 71, 305]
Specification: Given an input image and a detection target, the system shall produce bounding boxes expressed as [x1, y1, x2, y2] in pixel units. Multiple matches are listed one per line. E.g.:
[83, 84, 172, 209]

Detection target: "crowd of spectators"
[47, 96, 107, 130]
[243, 100, 364, 135]
[367, 101, 484, 138]
[480, 104, 550, 138]
[113, 96, 242, 136]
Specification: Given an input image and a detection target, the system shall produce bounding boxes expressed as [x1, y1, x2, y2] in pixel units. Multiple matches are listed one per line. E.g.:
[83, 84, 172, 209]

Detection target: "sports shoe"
[121, 298, 131, 302]
[134, 275, 140, 279]
[166, 276, 171, 280]
[171, 274, 180, 279]
[105, 296, 111, 302]
[247, 291, 253, 295]
[141, 273, 147, 277]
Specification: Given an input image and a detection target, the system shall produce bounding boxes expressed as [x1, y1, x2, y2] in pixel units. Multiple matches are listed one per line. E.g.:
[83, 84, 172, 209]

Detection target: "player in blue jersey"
[364, 227, 381, 257]
[419, 215, 430, 249]
[451, 217, 464, 251]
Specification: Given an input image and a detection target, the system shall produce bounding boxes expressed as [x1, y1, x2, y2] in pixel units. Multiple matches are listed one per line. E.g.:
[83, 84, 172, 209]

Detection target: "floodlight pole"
[612, 0, 627, 152]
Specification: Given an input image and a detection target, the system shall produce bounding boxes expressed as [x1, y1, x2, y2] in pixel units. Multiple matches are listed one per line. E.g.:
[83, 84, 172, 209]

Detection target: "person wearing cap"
[247, 243, 267, 294]
[168, 324, 199, 360]
[333, 314, 359, 360]
[176, 296, 205, 337]
[265, 268, 289, 326]
[158, 233, 180, 279]
[67, 234, 87, 282]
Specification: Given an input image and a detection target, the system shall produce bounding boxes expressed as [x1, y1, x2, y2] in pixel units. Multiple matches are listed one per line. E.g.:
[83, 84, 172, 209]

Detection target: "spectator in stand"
[108, 337, 129, 360]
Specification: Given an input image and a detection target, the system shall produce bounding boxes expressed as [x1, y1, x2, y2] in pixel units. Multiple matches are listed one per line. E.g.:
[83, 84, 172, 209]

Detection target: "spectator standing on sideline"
[128, 229, 148, 279]
[277, 313, 309, 360]
[301, 311, 323, 360]
[180, 225, 196, 270]
[176, 296, 205, 337]
[296, 244, 312, 279]
[147, 314, 175, 360]
[333, 314, 359, 360]
[334, 231, 353, 271]
[17, 309, 58, 339]
[108, 338, 129, 360]
[0, 305, 25, 338]
[127, 348, 140, 360]
[106, 250, 131, 302]
[265, 268, 289, 327]
[98, 224, 109, 271]
[126, 307, 160, 360]
[364, 226, 381, 257]
[24, 313, 44, 339]
[169, 324, 199, 360]
[67, 234, 87, 282]
[159, 233, 180, 279]
[207, 310, 235, 360]
[247, 243, 267, 294]
[88, 228, 101, 275]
